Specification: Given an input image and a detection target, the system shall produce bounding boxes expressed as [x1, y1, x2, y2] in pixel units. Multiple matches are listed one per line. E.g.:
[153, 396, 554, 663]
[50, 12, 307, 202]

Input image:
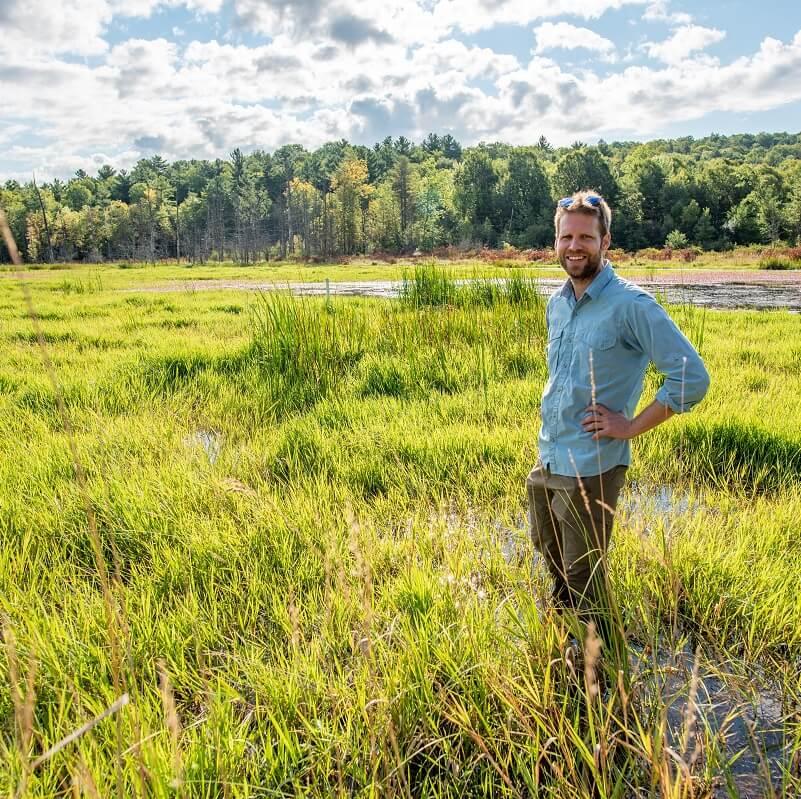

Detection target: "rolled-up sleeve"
[624, 295, 710, 413]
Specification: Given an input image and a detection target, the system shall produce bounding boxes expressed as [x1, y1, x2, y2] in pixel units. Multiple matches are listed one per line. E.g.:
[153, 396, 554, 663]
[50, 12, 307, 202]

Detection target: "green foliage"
[759, 255, 801, 270]
[665, 229, 689, 249]
[670, 421, 801, 492]
[249, 292, 367, 413]
[453, 149, 501, 244]
[553, 147, 618, 202]
[693, 207, 718, 248]
[4, 129, 801, 267]
[400, 262, 459, 307]
[399, 263, 545, 314]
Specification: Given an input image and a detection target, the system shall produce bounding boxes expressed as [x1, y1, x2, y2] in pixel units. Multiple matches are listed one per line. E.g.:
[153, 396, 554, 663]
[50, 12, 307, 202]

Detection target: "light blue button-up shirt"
[538, 263, 710, 477]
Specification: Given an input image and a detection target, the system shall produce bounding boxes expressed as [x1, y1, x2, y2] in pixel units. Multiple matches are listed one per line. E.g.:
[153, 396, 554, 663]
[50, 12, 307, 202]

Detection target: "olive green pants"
[526, 462, 627, 633]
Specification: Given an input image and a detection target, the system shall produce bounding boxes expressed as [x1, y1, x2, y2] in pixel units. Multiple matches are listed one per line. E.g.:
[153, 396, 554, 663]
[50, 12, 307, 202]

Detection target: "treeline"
[2, 131, 801, 263]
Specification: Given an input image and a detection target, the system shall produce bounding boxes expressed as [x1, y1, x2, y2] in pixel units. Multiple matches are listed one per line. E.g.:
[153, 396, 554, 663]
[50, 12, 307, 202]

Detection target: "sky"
[1, 0, 801, 182]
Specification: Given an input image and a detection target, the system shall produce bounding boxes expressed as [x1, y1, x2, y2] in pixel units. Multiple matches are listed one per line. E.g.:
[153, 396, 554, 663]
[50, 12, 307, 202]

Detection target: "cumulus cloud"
[231, 0, 649, 46]
[643, 24, 726, 64]
[0, 0, 113, 55]
[2, 1, 801, 181]
[431, 0, 648, 36]
[0, 0, 224, 58]
[643, 0, 693, 25]
[601, 31, 801, 128]
[533, 22, 616, 60]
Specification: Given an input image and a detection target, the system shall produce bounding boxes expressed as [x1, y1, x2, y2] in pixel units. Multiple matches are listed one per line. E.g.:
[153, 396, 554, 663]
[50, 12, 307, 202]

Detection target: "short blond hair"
[554, 191, 612, 239]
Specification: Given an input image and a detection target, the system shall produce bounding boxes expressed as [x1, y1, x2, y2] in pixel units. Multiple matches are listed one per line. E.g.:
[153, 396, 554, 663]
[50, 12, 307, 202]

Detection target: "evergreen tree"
[693, 208, 717, 248]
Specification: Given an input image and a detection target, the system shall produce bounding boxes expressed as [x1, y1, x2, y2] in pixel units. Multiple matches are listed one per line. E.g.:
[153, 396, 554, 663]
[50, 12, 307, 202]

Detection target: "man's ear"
[602, 232, 611, 252]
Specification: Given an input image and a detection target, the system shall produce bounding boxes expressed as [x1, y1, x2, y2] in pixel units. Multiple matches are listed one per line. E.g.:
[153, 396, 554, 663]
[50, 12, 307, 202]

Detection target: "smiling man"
[526, 191, 710, 658]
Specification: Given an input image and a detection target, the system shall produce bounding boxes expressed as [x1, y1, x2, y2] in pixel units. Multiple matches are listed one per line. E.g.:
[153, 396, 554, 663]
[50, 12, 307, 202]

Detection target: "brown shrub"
[638, 247, 673, 261]
[677, 248, 700, 262]
[607, 248, 631, 263]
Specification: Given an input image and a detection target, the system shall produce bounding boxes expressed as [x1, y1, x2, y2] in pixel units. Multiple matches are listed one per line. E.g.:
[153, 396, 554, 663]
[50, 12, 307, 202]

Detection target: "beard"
[559, 249, 604, 281]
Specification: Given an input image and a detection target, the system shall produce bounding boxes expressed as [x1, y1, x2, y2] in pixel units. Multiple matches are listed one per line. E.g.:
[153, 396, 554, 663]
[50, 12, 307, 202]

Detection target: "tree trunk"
[32, 176, 54, 262]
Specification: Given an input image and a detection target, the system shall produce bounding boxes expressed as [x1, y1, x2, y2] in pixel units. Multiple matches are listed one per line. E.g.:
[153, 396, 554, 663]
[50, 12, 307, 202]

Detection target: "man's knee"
[565, 551, 608, 601]
[564, 558, 592, 594]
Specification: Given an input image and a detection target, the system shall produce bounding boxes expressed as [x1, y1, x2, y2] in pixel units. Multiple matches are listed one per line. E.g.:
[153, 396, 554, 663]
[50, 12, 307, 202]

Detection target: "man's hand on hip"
[582, 399, 675, 441]
[582, 404, 634, 440]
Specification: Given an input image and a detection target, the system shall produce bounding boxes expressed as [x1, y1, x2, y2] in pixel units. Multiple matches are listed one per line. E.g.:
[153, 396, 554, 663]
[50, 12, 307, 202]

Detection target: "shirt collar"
[559, 260, 614, 301]
[585, 261, 614, 299]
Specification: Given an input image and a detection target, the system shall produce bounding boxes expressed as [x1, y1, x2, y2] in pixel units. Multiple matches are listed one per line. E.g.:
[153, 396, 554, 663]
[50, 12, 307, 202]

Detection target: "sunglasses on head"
[558, 194, 602, 208]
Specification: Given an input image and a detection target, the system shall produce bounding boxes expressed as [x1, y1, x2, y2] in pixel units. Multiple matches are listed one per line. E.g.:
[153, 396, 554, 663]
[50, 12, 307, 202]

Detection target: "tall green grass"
[249, 292, 368, 414]
[399, 262, 545, 312]
[758, 255, 801, 270]
[0, 269, 800, 796]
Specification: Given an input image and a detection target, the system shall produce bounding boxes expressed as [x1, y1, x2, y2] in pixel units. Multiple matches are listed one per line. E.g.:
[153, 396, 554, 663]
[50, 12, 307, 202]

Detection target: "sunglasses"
[558, 194, 602, 208]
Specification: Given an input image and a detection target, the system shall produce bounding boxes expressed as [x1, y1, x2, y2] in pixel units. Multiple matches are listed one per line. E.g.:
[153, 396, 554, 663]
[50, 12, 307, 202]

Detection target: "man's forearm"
[583, 399, 676, 440]
[629, 399, 675, 438]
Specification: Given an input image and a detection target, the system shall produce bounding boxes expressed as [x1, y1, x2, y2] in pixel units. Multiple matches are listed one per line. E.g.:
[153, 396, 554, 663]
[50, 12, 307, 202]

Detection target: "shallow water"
[481, 493, 795, 796]
[621, 482, 704, 521]
[637, 640, 791, 797]
[493, 484, 702, 564]
[129, 276, 801, 311]
[184, 428, 222, 464]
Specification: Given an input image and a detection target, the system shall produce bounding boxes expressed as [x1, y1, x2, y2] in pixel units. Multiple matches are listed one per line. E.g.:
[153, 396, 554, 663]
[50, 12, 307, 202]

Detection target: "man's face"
[555, 212, 610, 281]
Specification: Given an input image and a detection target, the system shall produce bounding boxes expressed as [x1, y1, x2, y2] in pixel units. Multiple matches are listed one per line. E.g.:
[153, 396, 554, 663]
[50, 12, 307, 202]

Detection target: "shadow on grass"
[673, 421, 801, 492]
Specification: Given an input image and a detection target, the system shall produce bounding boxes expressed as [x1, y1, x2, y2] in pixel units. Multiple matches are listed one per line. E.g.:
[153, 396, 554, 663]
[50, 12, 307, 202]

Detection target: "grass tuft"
[673, 420, 801, 491]
[758, 255, 801, 270]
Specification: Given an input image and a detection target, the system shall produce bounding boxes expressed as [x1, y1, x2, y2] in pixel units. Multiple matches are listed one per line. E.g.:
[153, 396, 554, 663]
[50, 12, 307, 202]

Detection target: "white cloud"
[0, 0, 224, 58]
[449, 29, 801, 144]
[231, 0, 649, 46]
[644, 24, 726, 64]
[2, 2, 801, 181]
[432, 0, 648, 36]
[0, 0, 113, 56]
[643, 1, 693, 25]
[5, 146, 142, 183]
[533, 22, 616, 60]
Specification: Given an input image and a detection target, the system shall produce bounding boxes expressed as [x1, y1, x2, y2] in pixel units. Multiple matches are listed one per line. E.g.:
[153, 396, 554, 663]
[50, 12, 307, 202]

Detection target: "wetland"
[1, 261, 800, 797]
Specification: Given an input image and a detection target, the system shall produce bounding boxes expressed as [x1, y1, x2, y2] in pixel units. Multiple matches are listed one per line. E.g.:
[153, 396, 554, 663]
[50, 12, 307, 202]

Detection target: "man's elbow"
[661, 357, 710, 413]
[684, 360, 710, 409]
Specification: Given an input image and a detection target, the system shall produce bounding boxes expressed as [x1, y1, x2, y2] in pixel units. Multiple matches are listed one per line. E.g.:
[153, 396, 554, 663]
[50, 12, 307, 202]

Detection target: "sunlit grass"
[1, 265, 800, 796]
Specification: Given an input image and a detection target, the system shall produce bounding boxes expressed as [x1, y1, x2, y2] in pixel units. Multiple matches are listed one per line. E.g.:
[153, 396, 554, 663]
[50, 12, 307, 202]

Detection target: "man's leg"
[526, 464, 570, 605]
[549, 466, 627, 642]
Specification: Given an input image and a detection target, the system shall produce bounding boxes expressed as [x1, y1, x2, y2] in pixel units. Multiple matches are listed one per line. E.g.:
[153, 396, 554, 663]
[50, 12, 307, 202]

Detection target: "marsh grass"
[399, 262, 544, 311]
[0, 259, 800, 797]
[759, 256, 801, 271]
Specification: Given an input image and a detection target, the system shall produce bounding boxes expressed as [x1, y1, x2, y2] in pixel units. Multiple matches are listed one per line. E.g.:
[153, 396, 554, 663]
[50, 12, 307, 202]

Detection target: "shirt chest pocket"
[574, 329, 617, 375]
[584, 330, 616, 352]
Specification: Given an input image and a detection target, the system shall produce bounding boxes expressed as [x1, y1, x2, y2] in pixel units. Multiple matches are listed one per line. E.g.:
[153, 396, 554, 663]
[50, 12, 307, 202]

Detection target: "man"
[527, 191, 709, 658]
